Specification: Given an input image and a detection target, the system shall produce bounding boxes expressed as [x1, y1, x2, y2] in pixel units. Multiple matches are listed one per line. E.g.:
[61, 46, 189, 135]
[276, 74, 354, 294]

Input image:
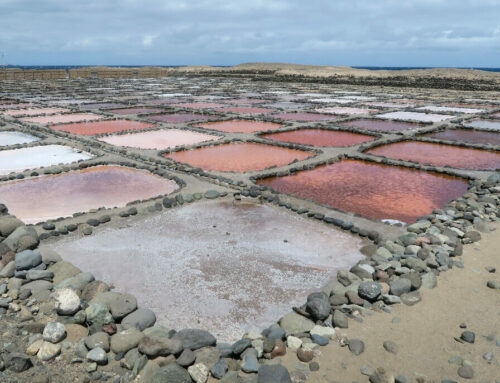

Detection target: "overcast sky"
[1, 0, 499, 67]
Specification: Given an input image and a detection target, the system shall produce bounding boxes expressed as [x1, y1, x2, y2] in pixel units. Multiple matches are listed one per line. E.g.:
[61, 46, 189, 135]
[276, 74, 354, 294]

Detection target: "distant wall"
[0, 67, 169, 80]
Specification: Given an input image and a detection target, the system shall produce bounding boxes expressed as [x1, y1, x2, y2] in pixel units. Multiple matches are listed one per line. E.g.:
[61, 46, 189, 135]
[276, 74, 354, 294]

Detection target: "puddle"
[368, 141, 500, 170]
[147, 113, 213, 124]
[98, 129, 220, 149]
[1, 107, 68, 117]
[45, 200, 364, 341]
[257, 159, 468, 223]
[106, 108, 160, 115]
[20, 113, 102, 125]
[262, 129, 375, 147]
[315, 107, 378, 115]
[270, 112, 340, 121]
[376, 111, 454, 122]
[0, 131, 39, 147]
[215, 107, 274, 114]
[338, 119, 421, 132]
[423, 128, 500, 146]
[464, 120, 500, 130]
[0, 165, 178, 223]
[166, 142, 313, 172]
[0, 144, 92, 175]
[195, 120, 282, 133]
[50, 120, 155, 136]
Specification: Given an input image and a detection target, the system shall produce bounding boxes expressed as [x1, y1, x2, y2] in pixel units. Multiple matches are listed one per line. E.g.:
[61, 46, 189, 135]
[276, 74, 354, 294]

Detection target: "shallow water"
[0, 131, 39, 147]
[147, 113, 213, 124]
[80, 103, 127, 110]
[21, 113, 102, 125]
[106, 107, 160, 115]
[166, 142, 313, 172]
[416, 105, 484, 114]
[215, 107, 274, 114]
[47, 200, 364, 341]
[50, 120, 155, 136]
[195, 120, 282, 133]
[316, 107, 378, 115]
[171, 102, 226, 109]
[423, 128, 500, 146]
[464, 120, 500, 131]
[376, 111, 454, 122]
[1, 107, 68, 117]
[368, 141, 500, 170]
[0, 144, 92, 175]
[338, 119, 421, 132]
[262, 129, 375, 147]
[98, 129, 220, 149]
[0, 165, 178, 223]
[257, 159, 468, 223]
[270, 112, 339, 121]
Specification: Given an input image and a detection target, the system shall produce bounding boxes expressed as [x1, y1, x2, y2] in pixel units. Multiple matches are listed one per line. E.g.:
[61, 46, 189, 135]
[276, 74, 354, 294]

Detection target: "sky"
[0, 0, 499, 67]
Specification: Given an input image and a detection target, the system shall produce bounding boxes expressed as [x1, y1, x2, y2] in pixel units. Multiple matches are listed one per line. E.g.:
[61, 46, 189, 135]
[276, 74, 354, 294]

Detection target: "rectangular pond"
[422, 128, 500, 146]
[50, 120, 155, 136]
[194, 120, 282, 133]
[367, 141, 500, 170]
[315, 107, 378, 115]
[20, 113, 103, 125]
[171, 102, 226, 109]
[0, 144, 92, 175]
[1, 107, 68, 117]
[376, 111, 454, 123]
[464, 120, 500, 131]
[270, 112, 340, 122]
[416, 105, 484, 114]
[106, 107, 160, 115]
[257, 159, 468, 224]
[165, 142, 313, 172]
[147, 113, 213, 124]
[261, 129, 376, 147]
[215, 107, 274, 114]
[338, 119, 422, 132]
[0, 165, 178, 223]
[0, 131, 39, 147]
[98, 129, 220, 149]
[45, 200, 364, 341]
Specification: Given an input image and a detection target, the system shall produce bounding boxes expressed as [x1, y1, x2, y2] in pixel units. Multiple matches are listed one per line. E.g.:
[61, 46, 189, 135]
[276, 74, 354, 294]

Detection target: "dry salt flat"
[0, 144, 92, 175]
[0, 131, 39, 147]
[316, 107, 379, 115]
[309, 98, 355, 104]
[416, 105, 484, 114]
[376, 111, 455, 122]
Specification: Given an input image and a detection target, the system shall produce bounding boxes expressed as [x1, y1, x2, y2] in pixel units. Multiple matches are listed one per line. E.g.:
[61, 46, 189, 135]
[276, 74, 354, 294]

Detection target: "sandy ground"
[281, 222, 500, 382]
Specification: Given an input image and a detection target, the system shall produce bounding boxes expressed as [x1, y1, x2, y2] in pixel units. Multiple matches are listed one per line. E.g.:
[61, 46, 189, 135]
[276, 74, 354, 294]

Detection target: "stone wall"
[0, 67, 169, 80]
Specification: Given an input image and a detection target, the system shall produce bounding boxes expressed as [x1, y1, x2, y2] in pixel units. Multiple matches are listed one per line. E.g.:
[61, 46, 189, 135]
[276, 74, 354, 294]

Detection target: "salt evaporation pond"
[416, 105, 484, 114]
[262, 129, 375, 147]
[0, 166, 178, 223]
[147, 113, 213, 124]
[171, 102, 226, 109]
[338, 119, 422, 132]
[195, 120, 282, 133]
[80, 103, 127, 110]
[368, 141, 500, 170]
[98, 129, 220, 149]
[376, 111, 454, 123]
[464, 120, 500, 130]
[46, 200, 364, 341]
[0, 144, 92, 175]
[50, 120, 155, 136]
[1, 107, 68, 117]
[0, 131, 39, 147]
[315, 107, 378, 115]
[270, 112, 340, 121]
[166, 142, 313, 172]
[107, 107, 160, 115]
[20, 113, 102, 125]
[423, 128, 500, 146]
[215, 107, 274, 114]
[257, 159, 468, 223]
[225, 99, 267, 104]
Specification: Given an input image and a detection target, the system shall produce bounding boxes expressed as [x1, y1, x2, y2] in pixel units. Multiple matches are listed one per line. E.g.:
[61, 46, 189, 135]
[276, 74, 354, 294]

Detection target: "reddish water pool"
[215, 107, 274, 114]
[423, 129, 500, 146]
[171, 102, 226, 109]
[262, 129, 376, 147]
[0, 166, 179, 223]
[50, 120, 155, 136]
[106, 107, 160, 115]
[147, 113, 213, 124]
[270, 112, 340, 122]
[98, 129, 220, 149]
[338, 119, 422, 132]
[257, 159, 468, 223]
[195, 120, 282, 133]
[20, 113, 102, 125]
[166, 142, 313, 172]
[368, 141, 500, 170]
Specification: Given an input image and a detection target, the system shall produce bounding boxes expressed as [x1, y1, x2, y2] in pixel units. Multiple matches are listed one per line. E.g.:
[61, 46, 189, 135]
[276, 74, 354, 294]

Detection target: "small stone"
[395, 376, 409, 383]
[309, 325, 335, 338]
[457, 365, 474, 379]
[258, 364, 292, 383]
[309, 362, 319, 372]
[279, 312, 315, 334]
[204, 190, 219, 199]
[85, 303, 113, 326]
[297, 347, 314, 363]
[421, 272, 438, 289]
[483, 351, 495, 363]
[43, 322, 66, 343]
[85, 332, 110, 352]
[389, 278, 412, 296]
[172, 329, 216, 351]
[53, 288, 80, 315]
[86, 347, 108, 365]
[15, 250, 42, 270]
[232, 338, 252, 355]
[360, 365, 376, 376]
[348, 339, 364, 355]
[486, 280, 500, 289]
[242, 354, 259, 373]
[177, 349, 196, 367]
[188, 363, 209, 383]
[332, 310, 348, 328]
[271, 339, 286, 358]
[310, 334, 329, 346]
[4, 353, 33, 372]
[37, 341, 61, 361]
[382, 340, 398, 354]
[448, 355, 463, 365]
[286, 336, 302, 350]
[211, 358, 228, 379]
[400, 290, 422, 306]
[306, 292, 331, 321]
[461, 331, 475, 343]
[358, 281, 382, 302]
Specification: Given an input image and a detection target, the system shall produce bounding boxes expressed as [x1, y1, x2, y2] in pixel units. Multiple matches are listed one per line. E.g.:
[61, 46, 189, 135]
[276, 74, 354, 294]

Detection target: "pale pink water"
[50, 120, 155, 136]
[21, 113, 102, 125]
[215, 107, 274, 114]
[195, 120, 282, 133]
[1, 107, 68, 117]
[171, 102, 226, 109]
[262, 129, 376, 147]
[147, 113, 213, 124]
[107, 107, 160, 115]
[270, 112, 340, 122]
[98, 129, 220, 149]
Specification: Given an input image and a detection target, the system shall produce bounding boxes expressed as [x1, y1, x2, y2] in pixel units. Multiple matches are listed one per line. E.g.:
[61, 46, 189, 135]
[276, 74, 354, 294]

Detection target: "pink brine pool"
[20, 113, 102, 125]
[367, 141, 500, 170]
[147, 113, 213, 124]
[1, 107, 68, 117]
[50, 120, 155, 136]
[0, 166, 179, 224]
[195, 120, 282, 133]
[257, 159, 468, 224]
[338, 119, 422, 132]
[262, 129, 376, 147]
[271, 112, 340, 122]
[107, 107, 160, 115]
[98, 129, 220, 149]
[215, 107, 274, 114]
[166, 142, 313, 172]
[422, 129, 500, 146]
[171, 102, 226, 109]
